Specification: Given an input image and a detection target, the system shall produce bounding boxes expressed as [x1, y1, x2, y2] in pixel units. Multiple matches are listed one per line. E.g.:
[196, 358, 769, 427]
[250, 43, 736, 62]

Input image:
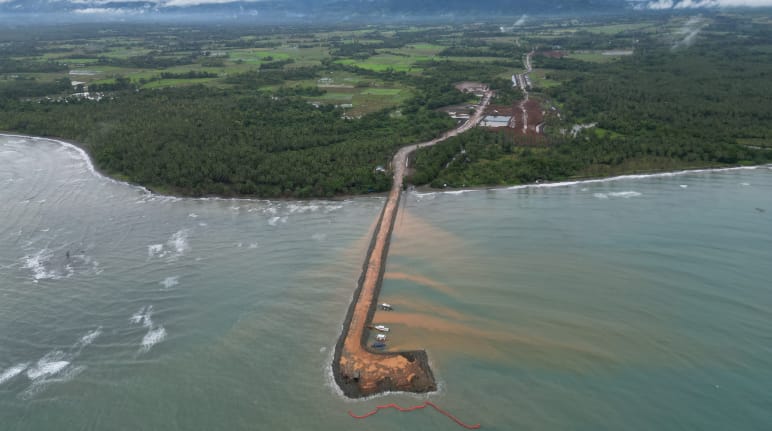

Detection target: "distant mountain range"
[0, 0, 634, 22]
[3, 0, 767, 22]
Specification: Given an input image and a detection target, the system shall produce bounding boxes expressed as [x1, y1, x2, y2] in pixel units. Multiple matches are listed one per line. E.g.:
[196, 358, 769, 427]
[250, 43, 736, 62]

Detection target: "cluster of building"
[511, 73, 531, 89]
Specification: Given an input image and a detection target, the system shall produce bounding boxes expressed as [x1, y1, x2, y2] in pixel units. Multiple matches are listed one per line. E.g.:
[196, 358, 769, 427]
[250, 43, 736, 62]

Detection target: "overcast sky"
[1, 0, 771, 14]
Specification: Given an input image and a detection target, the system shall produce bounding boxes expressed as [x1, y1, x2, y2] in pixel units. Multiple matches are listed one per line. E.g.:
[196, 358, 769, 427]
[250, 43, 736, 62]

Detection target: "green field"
[336, 54, 428, 73]
[529, 69, 561, 89]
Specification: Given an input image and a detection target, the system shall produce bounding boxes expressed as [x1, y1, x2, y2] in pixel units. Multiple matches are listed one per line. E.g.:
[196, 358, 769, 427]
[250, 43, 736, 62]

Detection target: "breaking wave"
[0, 363, 28, 386]
[268, 216, 288, 226]
[10, 326, 101, 398]
[140, 327, 167, 353]
[21, 248, 74, 282]
[130, 305, 154, 327]
[131, 305, 166, 353]
[147, 230, 190, 260]
[26, 352, 70, 381]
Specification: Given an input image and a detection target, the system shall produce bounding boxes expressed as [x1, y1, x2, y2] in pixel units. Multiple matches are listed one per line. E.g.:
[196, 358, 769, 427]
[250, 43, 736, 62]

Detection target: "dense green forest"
[1, 86, 453, 197]
[1, 15, 771, 197]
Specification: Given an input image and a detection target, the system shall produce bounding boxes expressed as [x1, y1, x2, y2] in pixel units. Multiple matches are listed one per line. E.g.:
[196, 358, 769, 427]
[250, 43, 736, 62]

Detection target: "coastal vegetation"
[0, 14, 770, 197]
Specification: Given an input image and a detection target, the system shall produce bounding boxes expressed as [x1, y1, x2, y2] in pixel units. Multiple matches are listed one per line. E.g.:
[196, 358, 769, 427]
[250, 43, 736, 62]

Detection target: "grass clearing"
[530, 69, 561, 89]
[336, 56, 418, 73]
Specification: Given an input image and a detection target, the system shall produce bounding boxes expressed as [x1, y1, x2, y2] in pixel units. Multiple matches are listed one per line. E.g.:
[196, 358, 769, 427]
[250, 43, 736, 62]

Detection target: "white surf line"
[409, 164, 771, 198]
[489, 165, 772, 194]
[0, 132, 155, 195]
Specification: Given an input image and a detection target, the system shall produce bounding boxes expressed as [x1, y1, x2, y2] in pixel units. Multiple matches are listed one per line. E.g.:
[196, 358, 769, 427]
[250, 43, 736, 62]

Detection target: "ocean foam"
[312, 233, 327, 241]
[268, 216, 288, 226]
[324, 204, 345, 213]
[0, 326, 101, 398]
[680, 184, 689, 188]
[148, 244, 164, 258]
[288, 203, 320, 214]
[0, 363, 28, 385]
[21, 248, 70, 282]
[130, 306, 166, 353]
[19, 364, 85, 400]
[594, 191, 642, 199]
[147, 230, 190, 259]
[741, 182, 751, 186]
[130, 305, 153, 327]
[169, 230, 189, 255]
[609, 191, 642, 198]
[26, 351, 70, 381]
[443, 190, 477, 195]
[412, 191, 438, 200]
[160, 276, 180, 288]
[140, 327, 166, 353]
[248, 243, 258, 249]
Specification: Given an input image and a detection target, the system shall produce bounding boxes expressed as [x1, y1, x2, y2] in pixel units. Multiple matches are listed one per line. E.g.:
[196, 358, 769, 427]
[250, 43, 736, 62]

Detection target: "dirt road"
[518, 50, 534, 133]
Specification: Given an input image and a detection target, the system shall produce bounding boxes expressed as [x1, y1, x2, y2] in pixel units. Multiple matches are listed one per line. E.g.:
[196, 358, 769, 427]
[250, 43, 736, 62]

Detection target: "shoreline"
[410, 164, 772, 197]
[4, 132, 768, 203]
[0, 132, 386, 204]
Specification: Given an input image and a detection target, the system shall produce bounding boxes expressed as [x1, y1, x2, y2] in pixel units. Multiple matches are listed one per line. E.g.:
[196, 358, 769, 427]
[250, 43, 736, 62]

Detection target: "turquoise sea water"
[1, 135, 771, 430]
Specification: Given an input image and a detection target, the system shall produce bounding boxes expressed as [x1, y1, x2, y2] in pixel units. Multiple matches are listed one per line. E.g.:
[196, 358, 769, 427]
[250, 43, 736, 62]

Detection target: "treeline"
[440, 42, 525, 59]
[96, 53, 198, 69]
[0, 59, 68, 74]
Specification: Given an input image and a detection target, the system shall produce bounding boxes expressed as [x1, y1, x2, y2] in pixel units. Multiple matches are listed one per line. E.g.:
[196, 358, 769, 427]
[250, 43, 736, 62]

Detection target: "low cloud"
[646, 0, 772, 8]
[74, 7, 143, 14]
[67, 0, 260, 7]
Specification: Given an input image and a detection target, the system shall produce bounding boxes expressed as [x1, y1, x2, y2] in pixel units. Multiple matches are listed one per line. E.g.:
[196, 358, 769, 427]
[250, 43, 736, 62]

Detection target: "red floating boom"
[348, 401, 481, 429]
